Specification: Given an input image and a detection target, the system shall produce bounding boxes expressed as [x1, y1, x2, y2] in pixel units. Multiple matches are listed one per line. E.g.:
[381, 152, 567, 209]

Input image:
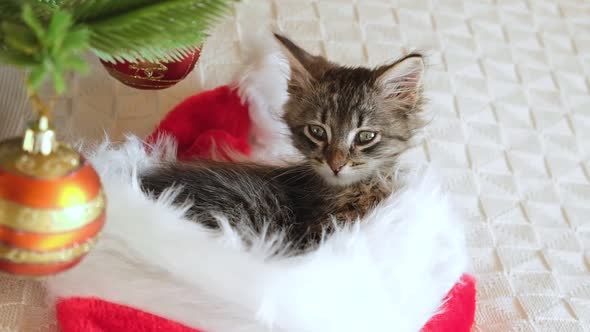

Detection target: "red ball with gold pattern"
[100, 48, 200, 90]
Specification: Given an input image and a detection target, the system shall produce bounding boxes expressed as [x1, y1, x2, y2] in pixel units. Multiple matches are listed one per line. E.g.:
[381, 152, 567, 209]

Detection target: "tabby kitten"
[141, 34, 426, 250]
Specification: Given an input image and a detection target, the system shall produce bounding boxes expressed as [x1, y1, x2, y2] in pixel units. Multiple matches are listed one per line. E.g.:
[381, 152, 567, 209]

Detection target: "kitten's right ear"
[273, 33, 326, 87]
[374, 54, 425, 112]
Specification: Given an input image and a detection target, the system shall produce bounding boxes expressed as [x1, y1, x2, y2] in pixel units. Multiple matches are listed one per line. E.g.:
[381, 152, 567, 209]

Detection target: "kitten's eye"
[356, 131, 377, 144]
[308, 125, 327, 141]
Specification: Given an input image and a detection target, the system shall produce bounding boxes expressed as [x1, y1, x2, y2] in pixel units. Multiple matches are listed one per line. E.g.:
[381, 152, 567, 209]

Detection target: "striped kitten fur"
[141, 34, 426, 251]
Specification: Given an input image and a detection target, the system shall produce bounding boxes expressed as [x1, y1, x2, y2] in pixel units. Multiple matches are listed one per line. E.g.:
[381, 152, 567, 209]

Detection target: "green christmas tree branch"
[0, 4, 89, 94]
[0, 0, 56, 22]
[86, 0, 232, 63]
[61, 0, 160, 21]
[0, 0, 235, 95]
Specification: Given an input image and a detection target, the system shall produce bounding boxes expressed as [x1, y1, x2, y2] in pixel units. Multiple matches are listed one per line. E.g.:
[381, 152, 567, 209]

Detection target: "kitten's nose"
[327, 150, 347, 175]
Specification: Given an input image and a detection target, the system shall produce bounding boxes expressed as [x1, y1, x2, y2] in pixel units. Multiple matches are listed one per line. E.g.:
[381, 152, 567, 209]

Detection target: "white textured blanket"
[0, 0, 588, 331]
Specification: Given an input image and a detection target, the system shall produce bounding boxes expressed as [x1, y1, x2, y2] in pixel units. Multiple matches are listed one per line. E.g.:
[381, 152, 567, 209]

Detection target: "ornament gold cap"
[0, 89, 80, 179]
[22, 115, 57, 156]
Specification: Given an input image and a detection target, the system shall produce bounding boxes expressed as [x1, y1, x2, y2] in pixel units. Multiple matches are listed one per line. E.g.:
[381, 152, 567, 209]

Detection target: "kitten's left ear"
[374, 54, 425, 111]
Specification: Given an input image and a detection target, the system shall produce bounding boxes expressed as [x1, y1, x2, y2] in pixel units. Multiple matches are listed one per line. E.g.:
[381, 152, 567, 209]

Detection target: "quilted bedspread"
[0, 0, 589, 331]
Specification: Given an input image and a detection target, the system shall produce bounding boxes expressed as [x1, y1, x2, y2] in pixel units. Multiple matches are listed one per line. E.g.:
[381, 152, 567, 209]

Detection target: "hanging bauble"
[100, 48, 201, 90]
[0, 115, 105, 276]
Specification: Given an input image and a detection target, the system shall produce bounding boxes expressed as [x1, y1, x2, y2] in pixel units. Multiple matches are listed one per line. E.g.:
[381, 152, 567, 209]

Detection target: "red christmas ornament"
[0, 116, 106, 277]
[100, 48, 200, 90]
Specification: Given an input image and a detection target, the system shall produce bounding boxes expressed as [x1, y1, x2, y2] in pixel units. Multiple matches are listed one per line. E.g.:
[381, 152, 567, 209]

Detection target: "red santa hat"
[46, 33, 476, 332]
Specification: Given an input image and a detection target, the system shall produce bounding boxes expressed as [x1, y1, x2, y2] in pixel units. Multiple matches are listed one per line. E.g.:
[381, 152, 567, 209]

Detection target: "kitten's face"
[275, 34, 425, 186]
